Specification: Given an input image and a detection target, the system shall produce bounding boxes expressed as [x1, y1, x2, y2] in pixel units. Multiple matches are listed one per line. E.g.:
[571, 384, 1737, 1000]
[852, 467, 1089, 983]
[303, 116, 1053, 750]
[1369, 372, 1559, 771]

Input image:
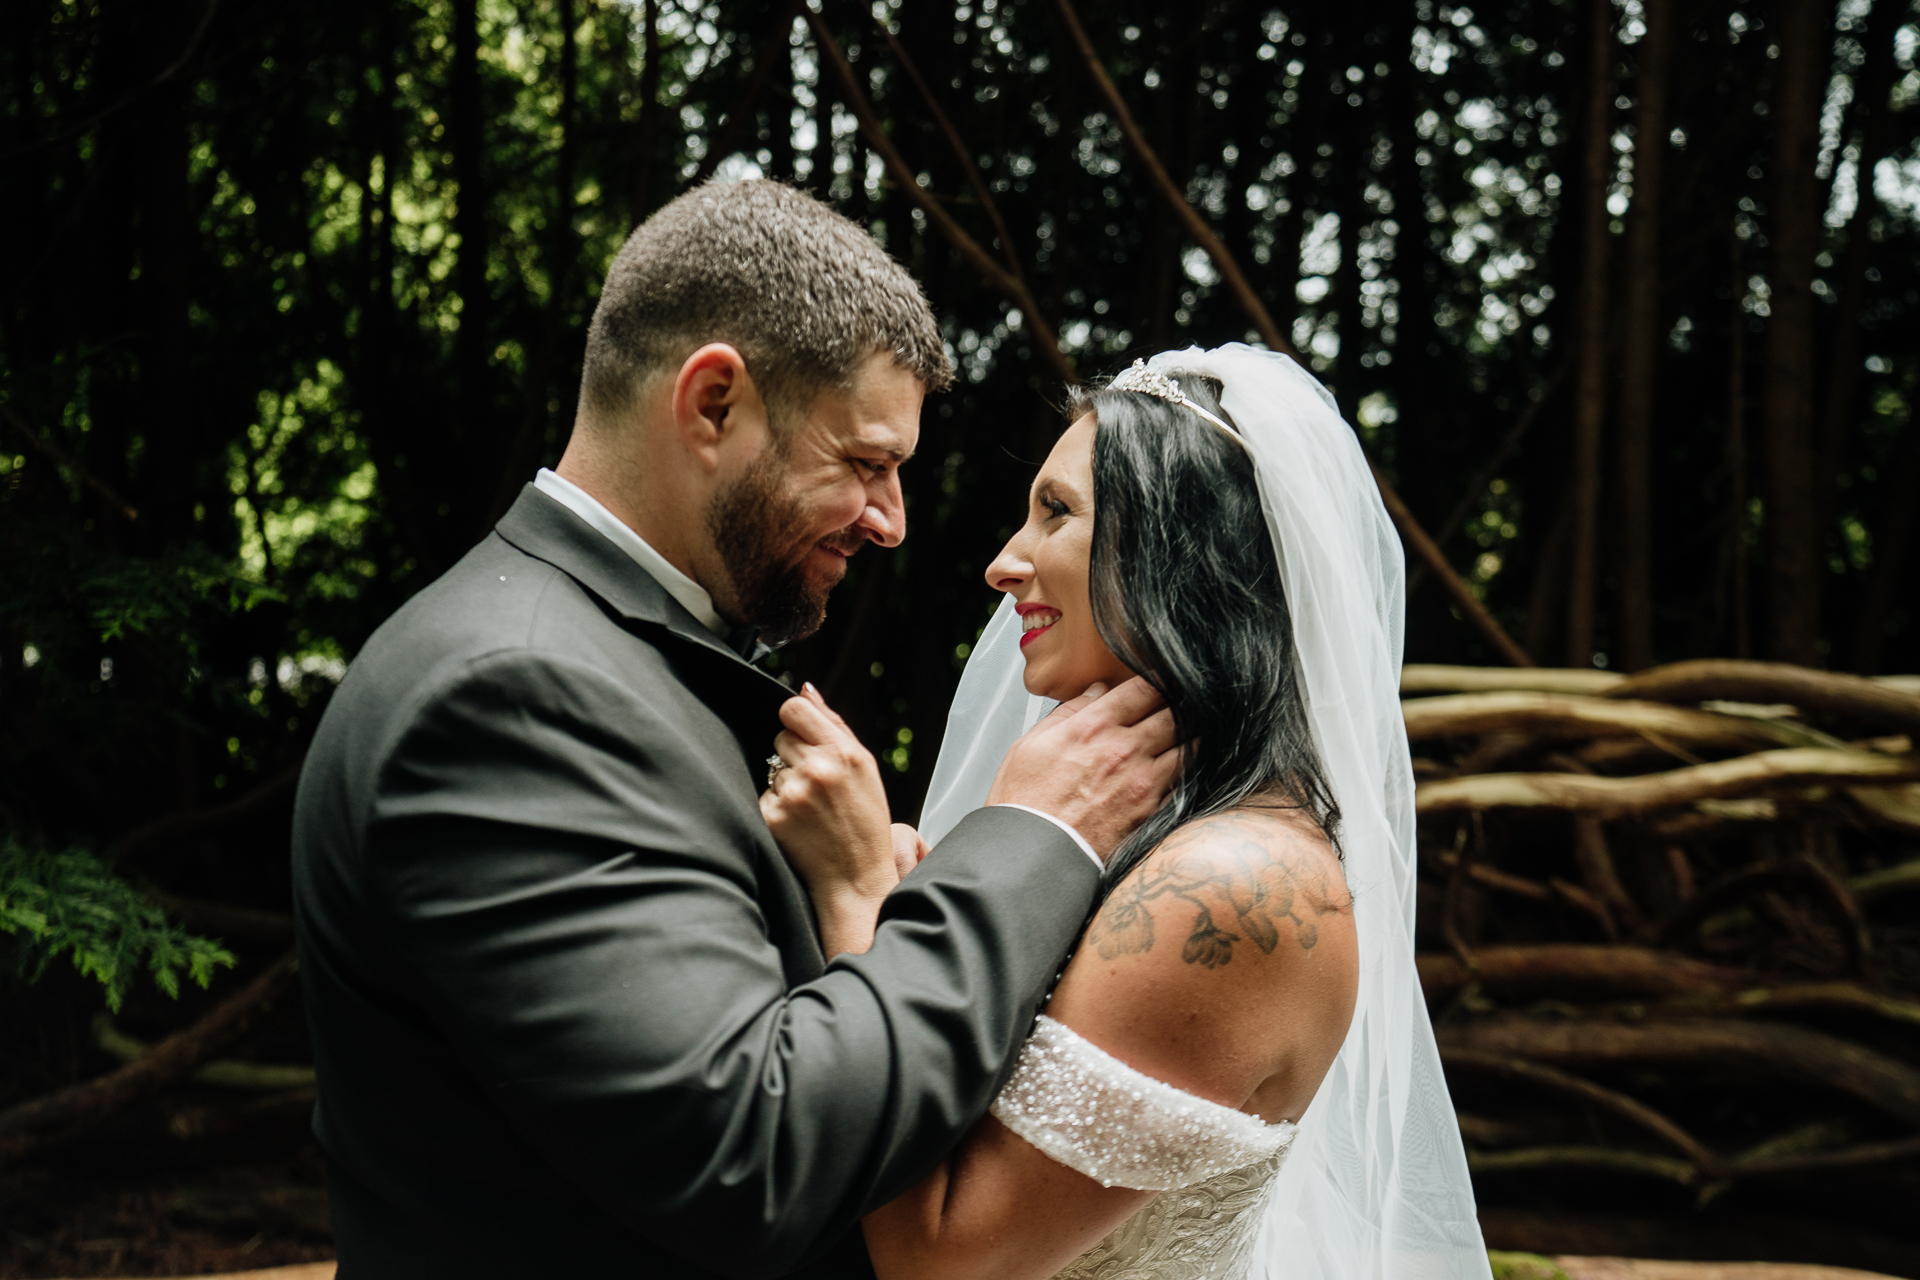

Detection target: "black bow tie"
[726, 623, 764, 661]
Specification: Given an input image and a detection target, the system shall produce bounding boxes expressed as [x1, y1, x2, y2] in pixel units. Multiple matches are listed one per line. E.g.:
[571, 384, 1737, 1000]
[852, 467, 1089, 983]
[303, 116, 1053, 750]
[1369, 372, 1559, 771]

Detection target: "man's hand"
[761, 684, 898, 956]
[986, 676, 1181, 860]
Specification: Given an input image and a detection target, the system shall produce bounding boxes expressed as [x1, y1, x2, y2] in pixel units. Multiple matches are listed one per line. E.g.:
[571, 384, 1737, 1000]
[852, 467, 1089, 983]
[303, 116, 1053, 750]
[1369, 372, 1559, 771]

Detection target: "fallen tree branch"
[1414, 748, 1920, 818]
[0, 402, 138, 521]
[1436, 1015, 1920, 1126]
[1426, 847, 1553, 902]
[151, 892, 296, 944]
[1372, 463, 1535, 668]
[1404, 666, 1626, 697]
[1427, 355, 1576, 555]
[1443, 1049, 1725, 1175]
[1845, 784, 1920, 836]
[1050, 0, 1292, 356]
[1655, 859, 1870, 973]
[861, 10, 1020, 277]
[1443, 820, 1483, 972]
[1402, 692, 1797, 751]
[1710, 983, 1920, 1030]
[1734, 1131, 1920, 1176]
[1467, 1144, 1701, 1185]
[1418, 948, 1920, 1029]
[1550, 876, 1620, 939]
[1854, 858, 1920, 904]
[806, 12, 1077, 386]
[1607, 660, 1920, 737]
[1639, 797, 1785, 838]
[0, 950, 299, 1165]
[92, 1013, 314, 1091]
[1418, 945, 1757, 1002]
[104, 756, 306, 864]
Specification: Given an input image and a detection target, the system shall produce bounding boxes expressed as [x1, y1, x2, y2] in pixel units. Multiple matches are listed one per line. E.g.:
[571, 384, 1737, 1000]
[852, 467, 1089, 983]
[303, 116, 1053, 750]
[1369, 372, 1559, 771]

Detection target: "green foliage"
[0, 836, 235, 1013]
[1487, 1252, 1570, 1280]
[83, 544, 282, 655]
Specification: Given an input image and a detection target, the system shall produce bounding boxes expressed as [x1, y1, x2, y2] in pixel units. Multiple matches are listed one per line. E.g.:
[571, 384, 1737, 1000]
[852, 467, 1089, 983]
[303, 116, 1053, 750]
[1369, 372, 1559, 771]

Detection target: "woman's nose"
[984, 533, 1032, 593]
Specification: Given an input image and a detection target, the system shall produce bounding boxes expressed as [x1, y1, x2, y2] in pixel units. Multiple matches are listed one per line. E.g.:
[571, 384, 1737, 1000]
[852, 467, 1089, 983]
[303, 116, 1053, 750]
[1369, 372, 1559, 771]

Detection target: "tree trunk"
[808, 57, 836, 198]
[1331, 92, 1364, 422]
[1853, 426, 1920, 674]
[1759, 0, 1824, 666]
[450, 0, 490, 544]
[1566, 0, 1615, 668]
[1525, 500, 1573, 662]
[1613, 0, 1675, 672]
[634, 0, 662, 223]
[1272, 30, 1322, 348]
[766, 49, 795, 182]
[1815, 18, 1900, 587]
[487, 0, 578, 523]
[1726, 226, 1752, 660]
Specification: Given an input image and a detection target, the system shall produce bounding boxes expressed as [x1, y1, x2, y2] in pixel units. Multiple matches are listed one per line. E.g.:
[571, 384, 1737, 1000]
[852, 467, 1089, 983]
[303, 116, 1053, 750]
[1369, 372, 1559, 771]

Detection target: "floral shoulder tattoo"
[1084, 813, 1342, 969]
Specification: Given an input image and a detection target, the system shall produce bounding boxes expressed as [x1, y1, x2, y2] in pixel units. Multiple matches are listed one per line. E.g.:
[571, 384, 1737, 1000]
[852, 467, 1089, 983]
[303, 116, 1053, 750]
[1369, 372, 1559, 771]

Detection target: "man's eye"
[858, 458, 889, 477]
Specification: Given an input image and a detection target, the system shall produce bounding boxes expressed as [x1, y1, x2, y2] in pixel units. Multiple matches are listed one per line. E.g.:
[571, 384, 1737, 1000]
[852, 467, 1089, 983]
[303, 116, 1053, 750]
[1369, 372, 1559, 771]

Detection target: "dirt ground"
[0, 1104, 333, 1279]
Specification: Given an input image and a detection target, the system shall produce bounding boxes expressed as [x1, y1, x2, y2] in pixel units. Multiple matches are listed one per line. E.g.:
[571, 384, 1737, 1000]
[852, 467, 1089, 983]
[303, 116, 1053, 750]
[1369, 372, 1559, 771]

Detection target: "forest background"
[3, 0, 1919, 1273]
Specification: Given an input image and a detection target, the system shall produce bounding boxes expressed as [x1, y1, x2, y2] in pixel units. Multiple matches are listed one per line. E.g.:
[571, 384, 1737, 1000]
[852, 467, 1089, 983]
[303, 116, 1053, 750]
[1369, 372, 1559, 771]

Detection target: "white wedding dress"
[991, 1016, 1296, 1280]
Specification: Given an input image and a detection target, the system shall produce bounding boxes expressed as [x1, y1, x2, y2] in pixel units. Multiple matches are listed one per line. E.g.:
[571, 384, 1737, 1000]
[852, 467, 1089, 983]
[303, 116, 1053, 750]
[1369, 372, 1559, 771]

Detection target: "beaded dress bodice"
[990, 1016, 1296, 1280]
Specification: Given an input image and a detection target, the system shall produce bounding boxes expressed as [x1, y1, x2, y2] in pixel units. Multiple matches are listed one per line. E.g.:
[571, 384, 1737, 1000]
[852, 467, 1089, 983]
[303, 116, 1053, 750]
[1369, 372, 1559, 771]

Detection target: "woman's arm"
[862, 806, 1359, 1280]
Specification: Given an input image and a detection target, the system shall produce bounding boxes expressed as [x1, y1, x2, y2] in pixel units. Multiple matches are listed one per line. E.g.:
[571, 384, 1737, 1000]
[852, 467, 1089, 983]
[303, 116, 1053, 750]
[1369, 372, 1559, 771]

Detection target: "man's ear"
[671, 343, 767, 470]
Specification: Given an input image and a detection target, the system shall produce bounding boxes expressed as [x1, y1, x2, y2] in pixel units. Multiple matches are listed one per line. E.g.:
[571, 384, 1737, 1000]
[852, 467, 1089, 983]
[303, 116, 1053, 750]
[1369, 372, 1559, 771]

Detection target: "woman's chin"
[1018, 655, 1063, 700]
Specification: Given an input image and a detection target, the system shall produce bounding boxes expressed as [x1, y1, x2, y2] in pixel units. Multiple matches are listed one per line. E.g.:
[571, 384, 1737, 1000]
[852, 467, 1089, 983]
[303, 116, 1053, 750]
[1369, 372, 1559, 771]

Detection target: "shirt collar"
[532, 468, 731, 641]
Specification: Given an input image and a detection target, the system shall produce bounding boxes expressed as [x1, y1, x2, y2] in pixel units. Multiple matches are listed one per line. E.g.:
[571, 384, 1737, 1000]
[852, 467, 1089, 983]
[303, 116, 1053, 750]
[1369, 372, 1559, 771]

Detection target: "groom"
[291, 178, 1172, 1278]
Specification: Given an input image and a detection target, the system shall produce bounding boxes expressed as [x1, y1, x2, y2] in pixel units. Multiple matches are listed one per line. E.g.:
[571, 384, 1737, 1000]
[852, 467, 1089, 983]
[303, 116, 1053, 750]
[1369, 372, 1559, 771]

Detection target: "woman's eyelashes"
[1039, 494, 1070, 520]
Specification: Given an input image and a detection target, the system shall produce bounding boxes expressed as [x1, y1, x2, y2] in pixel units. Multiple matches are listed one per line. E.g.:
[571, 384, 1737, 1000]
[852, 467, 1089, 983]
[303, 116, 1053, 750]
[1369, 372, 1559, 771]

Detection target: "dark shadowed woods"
[3, 0, 1920, 1274]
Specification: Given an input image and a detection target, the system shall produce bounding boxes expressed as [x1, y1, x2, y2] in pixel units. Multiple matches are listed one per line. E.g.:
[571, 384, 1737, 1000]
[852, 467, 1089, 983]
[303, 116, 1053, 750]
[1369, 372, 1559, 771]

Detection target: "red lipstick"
[1015, 602, 1061, 649]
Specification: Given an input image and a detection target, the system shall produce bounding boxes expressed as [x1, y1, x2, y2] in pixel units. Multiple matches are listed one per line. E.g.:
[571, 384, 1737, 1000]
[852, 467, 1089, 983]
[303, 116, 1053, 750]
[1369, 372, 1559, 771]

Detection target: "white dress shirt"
[534, 468, 729, 639]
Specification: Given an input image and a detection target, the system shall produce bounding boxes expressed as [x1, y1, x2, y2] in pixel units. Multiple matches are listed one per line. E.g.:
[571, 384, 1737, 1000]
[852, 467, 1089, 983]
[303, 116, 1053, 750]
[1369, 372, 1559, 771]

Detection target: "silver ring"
[766, 753, 789, 788]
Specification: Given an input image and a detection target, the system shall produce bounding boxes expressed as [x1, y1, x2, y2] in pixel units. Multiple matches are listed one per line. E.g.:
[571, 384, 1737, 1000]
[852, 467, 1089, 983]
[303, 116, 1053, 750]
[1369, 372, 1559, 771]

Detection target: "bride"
[762, 345, 1489, 1280]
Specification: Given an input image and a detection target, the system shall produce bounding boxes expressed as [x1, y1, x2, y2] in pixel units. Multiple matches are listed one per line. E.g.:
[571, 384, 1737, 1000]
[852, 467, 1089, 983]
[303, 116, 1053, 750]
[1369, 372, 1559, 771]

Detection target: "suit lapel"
[495, 484, 827, 983]
[493, 484, 794, 720]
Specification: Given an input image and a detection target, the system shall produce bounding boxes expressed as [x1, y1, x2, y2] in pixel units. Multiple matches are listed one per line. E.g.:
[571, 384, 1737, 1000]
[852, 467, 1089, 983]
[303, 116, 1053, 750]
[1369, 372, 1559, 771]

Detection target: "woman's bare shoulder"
[1082, 804, 1351, 972]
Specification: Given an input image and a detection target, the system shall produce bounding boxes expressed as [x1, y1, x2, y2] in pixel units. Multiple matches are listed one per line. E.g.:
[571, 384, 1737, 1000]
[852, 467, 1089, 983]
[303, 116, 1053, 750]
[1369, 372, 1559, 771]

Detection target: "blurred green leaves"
[0, 836, 235, 1012]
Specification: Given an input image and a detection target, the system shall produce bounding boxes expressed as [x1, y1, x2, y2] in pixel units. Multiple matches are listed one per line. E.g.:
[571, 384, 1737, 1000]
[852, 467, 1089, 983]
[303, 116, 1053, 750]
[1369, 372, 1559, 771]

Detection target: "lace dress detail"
[990, 1016, 1296, 1279]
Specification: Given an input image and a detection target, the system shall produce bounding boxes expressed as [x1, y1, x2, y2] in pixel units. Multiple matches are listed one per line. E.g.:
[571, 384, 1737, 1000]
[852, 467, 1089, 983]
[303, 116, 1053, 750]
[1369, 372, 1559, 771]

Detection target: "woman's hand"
[891, 823, 930, 881]
[760, 683, 898, 956]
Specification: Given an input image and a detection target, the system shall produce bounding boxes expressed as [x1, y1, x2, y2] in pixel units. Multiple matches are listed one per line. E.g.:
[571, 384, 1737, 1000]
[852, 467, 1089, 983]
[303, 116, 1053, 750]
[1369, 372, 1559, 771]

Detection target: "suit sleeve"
[363, 651, 1098, 1279]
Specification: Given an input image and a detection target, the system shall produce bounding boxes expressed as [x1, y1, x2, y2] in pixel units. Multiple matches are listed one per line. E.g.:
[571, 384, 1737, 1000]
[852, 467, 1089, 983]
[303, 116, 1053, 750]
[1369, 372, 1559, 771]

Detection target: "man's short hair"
[581, 179, 955, 431]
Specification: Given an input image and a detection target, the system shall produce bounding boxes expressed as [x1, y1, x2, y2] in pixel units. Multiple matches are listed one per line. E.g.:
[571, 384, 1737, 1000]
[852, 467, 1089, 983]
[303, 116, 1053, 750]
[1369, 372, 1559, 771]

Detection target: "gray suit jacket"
[291, 485, 1098, 1278]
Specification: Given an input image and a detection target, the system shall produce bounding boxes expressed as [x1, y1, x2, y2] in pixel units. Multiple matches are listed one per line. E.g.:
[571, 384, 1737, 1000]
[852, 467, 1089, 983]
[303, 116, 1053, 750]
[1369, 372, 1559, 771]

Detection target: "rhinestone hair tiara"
[1106, 360, 1239, 440]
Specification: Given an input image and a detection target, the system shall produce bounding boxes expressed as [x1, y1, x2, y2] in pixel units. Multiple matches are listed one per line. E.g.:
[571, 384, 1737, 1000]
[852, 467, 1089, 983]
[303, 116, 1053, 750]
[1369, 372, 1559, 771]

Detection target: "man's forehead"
[812, 361, 922, 458]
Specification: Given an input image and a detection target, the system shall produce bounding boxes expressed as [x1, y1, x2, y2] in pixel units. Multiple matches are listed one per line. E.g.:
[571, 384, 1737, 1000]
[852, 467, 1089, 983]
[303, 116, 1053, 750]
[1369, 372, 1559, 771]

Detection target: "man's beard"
[705, 445, 857, 646]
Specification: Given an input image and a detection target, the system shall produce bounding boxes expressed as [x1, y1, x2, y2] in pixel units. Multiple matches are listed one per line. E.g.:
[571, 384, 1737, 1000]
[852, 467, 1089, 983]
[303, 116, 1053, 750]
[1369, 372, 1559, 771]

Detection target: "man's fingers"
[1132, 706, 1180, 758]
[1147, 743, 1183, 793]
[1037, 681, 1112, 727]
[1086, 674, 1166, 726]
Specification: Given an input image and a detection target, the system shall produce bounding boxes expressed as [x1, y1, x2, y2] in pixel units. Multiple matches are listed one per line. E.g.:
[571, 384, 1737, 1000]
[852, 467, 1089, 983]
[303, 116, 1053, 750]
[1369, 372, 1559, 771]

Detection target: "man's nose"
[858, 473, 906, 548]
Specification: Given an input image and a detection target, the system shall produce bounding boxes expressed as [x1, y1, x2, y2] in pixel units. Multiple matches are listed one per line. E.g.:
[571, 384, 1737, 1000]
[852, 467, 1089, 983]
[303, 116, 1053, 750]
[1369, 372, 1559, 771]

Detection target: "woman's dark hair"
[1072, 371, 1341, 897]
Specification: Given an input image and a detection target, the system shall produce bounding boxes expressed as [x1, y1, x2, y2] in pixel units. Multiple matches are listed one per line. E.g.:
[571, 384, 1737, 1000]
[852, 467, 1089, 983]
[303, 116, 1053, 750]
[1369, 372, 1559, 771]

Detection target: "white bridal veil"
[920, 344, 1491, 1279]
